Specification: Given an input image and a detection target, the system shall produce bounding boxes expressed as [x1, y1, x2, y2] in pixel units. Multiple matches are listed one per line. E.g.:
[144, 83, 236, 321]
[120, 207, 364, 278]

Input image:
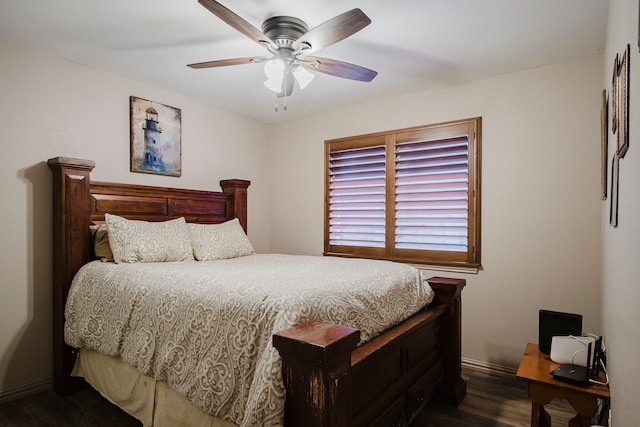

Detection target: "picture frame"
[609, 153, 619, 227]
[616, 44, 630, 158]
[601, 89, 608, 200]
[130, 96, 182, 177]
[611, 54, 618, 134]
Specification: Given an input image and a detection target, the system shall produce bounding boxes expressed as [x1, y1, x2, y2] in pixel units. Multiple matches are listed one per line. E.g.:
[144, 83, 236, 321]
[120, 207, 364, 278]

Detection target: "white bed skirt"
[72, 348, 238, 427]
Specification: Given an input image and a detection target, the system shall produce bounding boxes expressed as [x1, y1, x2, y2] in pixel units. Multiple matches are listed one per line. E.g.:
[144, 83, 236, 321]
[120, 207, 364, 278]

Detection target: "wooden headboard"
[47, 156, 250, 395]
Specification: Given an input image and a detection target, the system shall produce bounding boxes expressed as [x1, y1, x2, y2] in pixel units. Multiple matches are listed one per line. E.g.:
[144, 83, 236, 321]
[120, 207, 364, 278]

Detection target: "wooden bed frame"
[48, 156, 466, 427]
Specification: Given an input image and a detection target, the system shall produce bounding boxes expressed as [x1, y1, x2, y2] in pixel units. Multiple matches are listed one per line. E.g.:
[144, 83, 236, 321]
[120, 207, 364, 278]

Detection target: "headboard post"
[47, 156, 95, 395]
[220, 179, 250, 232]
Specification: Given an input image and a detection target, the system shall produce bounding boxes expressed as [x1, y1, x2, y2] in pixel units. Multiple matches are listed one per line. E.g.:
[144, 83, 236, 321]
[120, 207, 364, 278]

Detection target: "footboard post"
[427, 276, 467, 407]
[273, 321, 360, 427]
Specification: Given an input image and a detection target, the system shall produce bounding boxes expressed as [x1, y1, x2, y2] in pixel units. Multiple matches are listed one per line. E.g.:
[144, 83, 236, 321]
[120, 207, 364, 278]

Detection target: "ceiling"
[0, 0, 609, 123]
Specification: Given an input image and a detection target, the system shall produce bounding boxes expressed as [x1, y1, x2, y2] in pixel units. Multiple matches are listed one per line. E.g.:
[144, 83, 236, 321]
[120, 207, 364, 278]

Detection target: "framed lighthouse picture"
[130, 96, 182, 177]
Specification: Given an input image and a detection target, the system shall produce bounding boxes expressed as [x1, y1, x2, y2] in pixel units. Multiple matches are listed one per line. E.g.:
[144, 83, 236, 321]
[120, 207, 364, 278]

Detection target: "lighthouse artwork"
[142, 107, 164, 171]
[130, 96, 182, 176]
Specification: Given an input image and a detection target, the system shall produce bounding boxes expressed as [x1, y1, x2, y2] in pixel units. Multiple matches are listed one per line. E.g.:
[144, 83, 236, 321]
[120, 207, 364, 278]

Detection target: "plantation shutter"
[325, 118, 480, 267]
[394, 135, 470, 252]
[327, 139, 386, 251]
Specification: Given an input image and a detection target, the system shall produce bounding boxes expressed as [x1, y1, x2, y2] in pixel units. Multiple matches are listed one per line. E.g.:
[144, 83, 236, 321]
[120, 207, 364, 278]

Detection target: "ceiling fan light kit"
[189, 0, 378, 108]
[263, 58, 286, 92]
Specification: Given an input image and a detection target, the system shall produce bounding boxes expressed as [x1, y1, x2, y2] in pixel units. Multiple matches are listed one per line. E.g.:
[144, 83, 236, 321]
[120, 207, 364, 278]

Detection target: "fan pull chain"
[283, 67, 288, 111]
[274, 99, 287, 112]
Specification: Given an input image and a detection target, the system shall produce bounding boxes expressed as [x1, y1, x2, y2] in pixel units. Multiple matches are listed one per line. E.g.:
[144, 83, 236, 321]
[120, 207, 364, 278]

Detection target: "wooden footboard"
[273, 276, 466, 427]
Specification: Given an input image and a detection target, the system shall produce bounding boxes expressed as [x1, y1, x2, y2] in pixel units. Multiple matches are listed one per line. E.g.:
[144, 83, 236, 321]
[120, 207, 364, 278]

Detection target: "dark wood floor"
[0, 366, 581, 427]
[411, 367, 575, 427]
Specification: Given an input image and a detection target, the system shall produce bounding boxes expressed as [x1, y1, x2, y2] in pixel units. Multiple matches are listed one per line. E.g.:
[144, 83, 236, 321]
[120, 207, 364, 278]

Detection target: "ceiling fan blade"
[198, 0, 278, 50]
[304, 56, 377, 82]
[292, 9, 371, 53]
[188, 56, 267, 69]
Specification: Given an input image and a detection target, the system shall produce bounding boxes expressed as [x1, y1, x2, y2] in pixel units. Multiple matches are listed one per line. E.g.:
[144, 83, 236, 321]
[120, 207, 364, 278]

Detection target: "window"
[325, 117, 481, 268]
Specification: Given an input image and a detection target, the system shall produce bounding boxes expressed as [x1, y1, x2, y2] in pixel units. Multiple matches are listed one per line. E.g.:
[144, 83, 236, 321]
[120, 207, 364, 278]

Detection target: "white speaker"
[550, 335, 595, 367]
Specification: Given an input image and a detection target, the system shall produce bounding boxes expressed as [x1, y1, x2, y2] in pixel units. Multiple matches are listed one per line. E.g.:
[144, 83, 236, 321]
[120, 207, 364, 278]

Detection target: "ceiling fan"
[188, 0, 378, 98]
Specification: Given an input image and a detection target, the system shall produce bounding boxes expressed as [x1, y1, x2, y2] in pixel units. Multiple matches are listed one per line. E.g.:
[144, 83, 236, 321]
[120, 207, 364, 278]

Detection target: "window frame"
[324, 117, 482, 268]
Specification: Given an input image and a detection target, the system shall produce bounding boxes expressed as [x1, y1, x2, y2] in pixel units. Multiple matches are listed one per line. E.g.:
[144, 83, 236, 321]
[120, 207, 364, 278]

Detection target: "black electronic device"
[592, 336, 604, 377]
[552, 340, 592, 385]
[538, 309, 583, 354]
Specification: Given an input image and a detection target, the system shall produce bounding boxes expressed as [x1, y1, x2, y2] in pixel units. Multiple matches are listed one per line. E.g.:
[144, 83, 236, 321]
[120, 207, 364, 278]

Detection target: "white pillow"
[188, 218, 255, 261]
[105, 214, 194, 264]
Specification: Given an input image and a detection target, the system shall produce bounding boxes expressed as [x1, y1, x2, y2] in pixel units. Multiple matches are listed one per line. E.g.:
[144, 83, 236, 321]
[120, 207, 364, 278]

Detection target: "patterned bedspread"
[64, 254, 435, 426]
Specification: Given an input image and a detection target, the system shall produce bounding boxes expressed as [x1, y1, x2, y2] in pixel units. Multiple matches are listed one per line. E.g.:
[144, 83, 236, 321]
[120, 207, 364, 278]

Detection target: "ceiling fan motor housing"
[262, 16, 308, 49]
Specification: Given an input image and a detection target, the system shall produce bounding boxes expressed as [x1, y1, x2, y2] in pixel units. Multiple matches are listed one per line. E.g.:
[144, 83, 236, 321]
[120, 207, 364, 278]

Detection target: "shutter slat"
[396, 242, 468, 251]
[396, 190, 469, 201]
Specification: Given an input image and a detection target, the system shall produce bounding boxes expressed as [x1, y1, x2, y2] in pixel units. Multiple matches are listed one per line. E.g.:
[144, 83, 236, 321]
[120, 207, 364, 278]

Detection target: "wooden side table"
[516, 343, 610, 427]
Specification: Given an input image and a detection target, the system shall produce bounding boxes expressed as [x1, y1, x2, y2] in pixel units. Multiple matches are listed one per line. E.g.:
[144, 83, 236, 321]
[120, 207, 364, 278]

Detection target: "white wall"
[267, 54, 604, 369]
[602, 0, 640, 425]
[0, 40, 270, 399]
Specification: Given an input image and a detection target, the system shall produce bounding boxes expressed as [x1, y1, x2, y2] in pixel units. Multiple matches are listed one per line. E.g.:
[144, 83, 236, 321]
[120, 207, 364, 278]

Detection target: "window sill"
[412, 263, 480, 275]
[324, 252, 481, 275]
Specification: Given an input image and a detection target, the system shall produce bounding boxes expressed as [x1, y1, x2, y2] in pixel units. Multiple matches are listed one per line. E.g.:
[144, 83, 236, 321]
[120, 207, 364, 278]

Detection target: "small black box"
[538, 309, 582, 354]
[551, 364, 589, 385]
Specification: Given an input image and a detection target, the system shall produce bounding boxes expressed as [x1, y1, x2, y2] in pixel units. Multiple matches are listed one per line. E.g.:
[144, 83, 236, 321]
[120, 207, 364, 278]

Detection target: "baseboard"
[462, 357, 517, 377]
[0, 379, 53, 404]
